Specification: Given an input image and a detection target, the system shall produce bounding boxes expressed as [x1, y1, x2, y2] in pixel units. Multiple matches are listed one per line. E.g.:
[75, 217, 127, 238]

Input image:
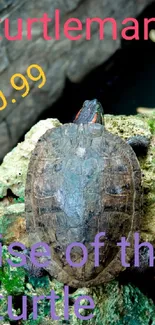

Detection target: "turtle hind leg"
[126, 135, 150, 157]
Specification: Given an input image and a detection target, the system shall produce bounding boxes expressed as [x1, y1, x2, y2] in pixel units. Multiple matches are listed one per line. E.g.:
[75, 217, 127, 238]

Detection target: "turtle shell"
[25, 123, 142, 288]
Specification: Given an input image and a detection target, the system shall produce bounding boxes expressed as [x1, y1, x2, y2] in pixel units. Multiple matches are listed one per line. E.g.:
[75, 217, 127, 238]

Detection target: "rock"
[104, 114, 155, 245]
[1, 245, 155, 324]
[21, 280, 155, 324]
[149, 29, 155, 42]
[137, 107, 155, 114]
[0, 0, 153, 160]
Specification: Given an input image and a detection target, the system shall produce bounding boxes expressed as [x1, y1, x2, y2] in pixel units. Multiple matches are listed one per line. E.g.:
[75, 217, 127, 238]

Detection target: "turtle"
[25, 99, 149, 288]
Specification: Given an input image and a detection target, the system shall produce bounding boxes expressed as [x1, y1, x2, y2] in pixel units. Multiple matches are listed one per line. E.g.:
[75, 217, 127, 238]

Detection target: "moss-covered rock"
[1, 252, 155, 325]
[73, 281, 155, 325]
[104, 114, 155, 245]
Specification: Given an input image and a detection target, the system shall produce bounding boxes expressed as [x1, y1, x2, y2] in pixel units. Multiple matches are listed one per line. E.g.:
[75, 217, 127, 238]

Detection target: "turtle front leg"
[126, 135, 150, 157]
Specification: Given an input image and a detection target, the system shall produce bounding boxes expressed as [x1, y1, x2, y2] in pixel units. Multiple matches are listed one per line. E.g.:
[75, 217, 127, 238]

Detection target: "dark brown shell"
[25, 123, 142, 287]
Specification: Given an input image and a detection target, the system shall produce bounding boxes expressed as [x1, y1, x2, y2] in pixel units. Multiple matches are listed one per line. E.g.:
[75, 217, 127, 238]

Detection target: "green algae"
[0, 246, 26, 295]
[72, 282, 155, 325]
[17, 279, 155, 325]
[13, 197, 25, 203]
[148, 116, 155, 134]
[104, 114, 152, 140]
[1, 250, 155, 325]
[0, 246, 26, 323]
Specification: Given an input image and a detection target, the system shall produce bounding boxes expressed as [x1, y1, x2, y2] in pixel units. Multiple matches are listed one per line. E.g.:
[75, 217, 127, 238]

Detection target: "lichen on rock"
[105, 113, 155, 245]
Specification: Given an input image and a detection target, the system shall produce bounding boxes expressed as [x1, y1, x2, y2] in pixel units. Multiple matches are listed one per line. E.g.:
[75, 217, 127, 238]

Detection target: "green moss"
[24, 315, 45, 325]
[0, 246, 26, 295]
[0, 215, 13, 237]
[1, 257, 155, 325]
[0, 246, 26, 322]
[72, 282, 155, 325]
[148, 117, 155, 134]
[104, 115, 152, 140]
[13, 196, 25, 203]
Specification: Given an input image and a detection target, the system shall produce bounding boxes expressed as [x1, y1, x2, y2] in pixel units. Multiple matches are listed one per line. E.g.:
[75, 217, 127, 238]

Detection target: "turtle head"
[74, 99, 104, 125]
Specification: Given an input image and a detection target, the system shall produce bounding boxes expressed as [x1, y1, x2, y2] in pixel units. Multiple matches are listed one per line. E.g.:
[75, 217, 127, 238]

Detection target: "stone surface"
[0, 0, 153, 160]
[104, 114, 155, 246]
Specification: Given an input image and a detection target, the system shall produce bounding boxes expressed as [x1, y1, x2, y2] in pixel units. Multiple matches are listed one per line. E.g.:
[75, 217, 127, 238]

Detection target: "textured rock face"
[0, 0, 153, 160]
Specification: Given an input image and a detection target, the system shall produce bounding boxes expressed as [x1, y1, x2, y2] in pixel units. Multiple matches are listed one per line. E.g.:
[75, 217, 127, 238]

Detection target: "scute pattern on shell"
[25, 123, 142, 287]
